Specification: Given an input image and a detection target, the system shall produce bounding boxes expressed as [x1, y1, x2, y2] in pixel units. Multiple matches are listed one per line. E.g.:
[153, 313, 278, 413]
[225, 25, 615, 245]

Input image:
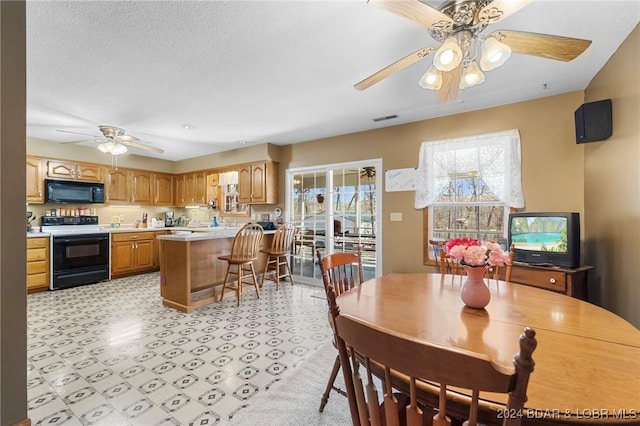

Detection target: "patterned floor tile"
[27, 271, 331, 424]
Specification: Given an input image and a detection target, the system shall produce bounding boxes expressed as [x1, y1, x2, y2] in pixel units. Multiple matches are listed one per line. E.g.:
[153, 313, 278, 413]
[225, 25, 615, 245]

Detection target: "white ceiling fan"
[57, 125, 164, 155]
[355, 0, 593, 102]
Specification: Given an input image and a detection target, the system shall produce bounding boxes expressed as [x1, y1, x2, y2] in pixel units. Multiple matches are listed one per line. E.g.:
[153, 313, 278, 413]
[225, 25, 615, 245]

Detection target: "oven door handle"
[54, 235, 109, 244]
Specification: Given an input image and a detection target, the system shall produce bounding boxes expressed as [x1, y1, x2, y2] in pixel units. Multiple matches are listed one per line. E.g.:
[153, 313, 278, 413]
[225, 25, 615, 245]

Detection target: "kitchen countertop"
[27, 232, 51, 238]
[158, 229, 276, 241]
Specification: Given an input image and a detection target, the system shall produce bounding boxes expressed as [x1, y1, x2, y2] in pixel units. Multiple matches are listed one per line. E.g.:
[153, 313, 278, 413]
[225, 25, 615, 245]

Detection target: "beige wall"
[584, 24, 639, 327]
[280, 91, 587, 275]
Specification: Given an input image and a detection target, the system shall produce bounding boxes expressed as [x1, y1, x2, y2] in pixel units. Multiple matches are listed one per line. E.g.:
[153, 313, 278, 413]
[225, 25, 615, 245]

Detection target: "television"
[507, 212, 580, 268]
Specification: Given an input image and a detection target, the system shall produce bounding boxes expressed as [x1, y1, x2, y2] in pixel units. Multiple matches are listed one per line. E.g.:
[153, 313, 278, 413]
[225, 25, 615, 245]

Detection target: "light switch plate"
[390, 213, 402, 222]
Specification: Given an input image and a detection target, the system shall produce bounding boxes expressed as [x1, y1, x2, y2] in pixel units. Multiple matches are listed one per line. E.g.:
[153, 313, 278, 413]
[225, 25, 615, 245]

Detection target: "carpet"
[227, 341, 351, 425]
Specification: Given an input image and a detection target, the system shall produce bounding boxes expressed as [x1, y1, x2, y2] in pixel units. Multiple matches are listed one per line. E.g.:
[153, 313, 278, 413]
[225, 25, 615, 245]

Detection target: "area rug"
[228, 341, 351, 425]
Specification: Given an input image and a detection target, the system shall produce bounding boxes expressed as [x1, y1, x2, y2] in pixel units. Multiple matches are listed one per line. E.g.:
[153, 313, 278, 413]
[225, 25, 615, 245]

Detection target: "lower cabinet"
[111, 232, 155, 278]
[27, 237, 49, 293]
[111, 231, 167, 278]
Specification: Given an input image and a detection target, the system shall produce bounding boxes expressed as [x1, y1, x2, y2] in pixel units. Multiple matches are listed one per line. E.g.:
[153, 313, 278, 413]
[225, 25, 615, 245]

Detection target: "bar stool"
[260, 222, 296, 290]
[219, 223, 264, 306]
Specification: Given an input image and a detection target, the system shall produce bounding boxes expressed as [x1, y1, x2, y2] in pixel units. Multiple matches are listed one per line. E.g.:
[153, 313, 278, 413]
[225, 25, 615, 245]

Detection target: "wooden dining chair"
[260, 222, 296, 290]
[327, 284, 537, 426]
[486, 244, 515, 282]
[219, 223, 264, 306]
[437, 241, 465, 275]
[316, 248, 364, 413]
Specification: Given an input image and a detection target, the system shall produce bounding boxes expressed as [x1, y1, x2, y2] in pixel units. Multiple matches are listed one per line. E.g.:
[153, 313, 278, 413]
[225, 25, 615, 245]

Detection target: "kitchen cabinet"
[111, 232, 156, 278]
[105, 168, 159, 205]
[238, 161, 278, 204]
[27, 236, 49, 293]
[131, 170, 153, 204]
[26, 156, 45, 204]
[105, 168, 130, 204]
[153, 173, 174, 205]
[175, 174, 186, 207]
[47, 160, 103, 182]
[179, 171, 207, 206]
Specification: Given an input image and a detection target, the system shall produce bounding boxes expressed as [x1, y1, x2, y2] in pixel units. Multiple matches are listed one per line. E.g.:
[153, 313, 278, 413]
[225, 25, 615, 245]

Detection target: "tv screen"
[510, 216, 568, 253]
[508, 212, 580, 268]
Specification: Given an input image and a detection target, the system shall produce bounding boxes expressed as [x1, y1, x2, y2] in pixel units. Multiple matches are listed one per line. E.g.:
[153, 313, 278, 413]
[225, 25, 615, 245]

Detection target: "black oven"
[52, 233, 110, 290]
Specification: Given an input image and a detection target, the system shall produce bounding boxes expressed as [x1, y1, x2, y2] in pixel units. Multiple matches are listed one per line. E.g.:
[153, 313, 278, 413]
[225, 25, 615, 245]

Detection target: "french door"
[286, 159, 382, 285]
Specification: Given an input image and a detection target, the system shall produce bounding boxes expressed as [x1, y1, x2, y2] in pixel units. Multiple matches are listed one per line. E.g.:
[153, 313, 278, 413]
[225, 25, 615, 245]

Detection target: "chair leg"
[250, 263, 260, 299]
[236, 264, 242, 307]
[319, 354, 342, 412]
[260, 256, 270, 288]
[220, 264, 231, 302]
[274, 256, 281, 291]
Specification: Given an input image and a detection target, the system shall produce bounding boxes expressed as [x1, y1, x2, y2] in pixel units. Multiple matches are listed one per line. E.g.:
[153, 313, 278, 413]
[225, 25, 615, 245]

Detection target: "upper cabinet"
[177, 171, 207, 206]
[47, 160, 103, 182]
[238, 161, 279, 204]
[26, 156, 45, 204]
[153, 173, 174, 206]
[105, 168, 172, 206]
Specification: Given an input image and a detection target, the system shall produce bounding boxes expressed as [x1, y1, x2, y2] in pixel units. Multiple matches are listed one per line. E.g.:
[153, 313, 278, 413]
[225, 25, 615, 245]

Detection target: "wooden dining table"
[336, 273, 640, 425]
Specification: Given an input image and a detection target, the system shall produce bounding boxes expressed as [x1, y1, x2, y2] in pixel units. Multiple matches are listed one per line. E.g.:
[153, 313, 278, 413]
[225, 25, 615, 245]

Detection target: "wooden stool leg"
[236, 264, 242, 307]
[220, 265, 230, 302]
[260, 256, 270, 288]
[250, 263, 260, 299]
[274, 256, 281, 291]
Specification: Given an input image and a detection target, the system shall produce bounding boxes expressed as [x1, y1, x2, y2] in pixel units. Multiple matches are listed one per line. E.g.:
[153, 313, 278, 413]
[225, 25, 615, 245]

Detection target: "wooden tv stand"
[506, 262, 594, 300]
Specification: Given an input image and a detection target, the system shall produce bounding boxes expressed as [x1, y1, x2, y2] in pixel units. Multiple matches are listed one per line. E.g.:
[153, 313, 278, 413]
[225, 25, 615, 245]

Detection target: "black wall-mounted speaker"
[574, 99, 612, 144]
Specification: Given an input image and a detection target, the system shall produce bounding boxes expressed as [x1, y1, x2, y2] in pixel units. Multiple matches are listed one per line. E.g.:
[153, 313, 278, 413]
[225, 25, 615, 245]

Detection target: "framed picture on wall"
[261, 214, 270, 222]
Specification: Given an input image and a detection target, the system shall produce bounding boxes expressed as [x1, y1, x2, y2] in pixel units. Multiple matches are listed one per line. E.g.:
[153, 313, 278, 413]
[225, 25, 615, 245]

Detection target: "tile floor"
[27, 272, 332, 425]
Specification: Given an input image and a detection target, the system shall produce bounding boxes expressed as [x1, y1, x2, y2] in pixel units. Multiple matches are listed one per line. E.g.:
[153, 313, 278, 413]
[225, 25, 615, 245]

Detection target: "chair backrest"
[316, 249, 364, 296]
[437, 241, 464, 276]
[327, 286, 537, 426]
[229, 223, 264, 261]
[486, 244, 515, 282]
[270, 222, 296, 254]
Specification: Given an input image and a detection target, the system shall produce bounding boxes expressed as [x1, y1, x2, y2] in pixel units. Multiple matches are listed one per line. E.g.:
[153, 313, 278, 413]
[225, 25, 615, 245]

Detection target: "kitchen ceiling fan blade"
[368, 0, 454, 30]
[118, 137, 164, 154]
[478, 0, 533, 24]
[489, 30, 592, 61]
[355, 46, 436, 90]
[56, 129, 100, 138]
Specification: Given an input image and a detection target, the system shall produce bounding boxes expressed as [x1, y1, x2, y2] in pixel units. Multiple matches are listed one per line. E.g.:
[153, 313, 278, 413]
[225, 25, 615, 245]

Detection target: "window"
[415, 130, 524, 263]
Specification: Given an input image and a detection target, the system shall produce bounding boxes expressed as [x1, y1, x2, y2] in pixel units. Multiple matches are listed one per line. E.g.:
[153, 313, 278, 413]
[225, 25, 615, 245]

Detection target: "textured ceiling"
[26, 1, 639, 161]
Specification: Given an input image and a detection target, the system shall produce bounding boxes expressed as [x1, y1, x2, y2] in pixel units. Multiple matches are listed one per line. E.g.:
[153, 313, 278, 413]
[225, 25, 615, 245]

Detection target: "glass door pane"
[288, 160, 381, 285]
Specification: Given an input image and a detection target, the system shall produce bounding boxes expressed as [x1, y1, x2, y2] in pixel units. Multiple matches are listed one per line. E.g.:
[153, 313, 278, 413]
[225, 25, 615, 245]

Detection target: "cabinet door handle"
[71, 170, 75, 178]
[131, 243, 135, 249]
[77, 170, 82, 177]
[549, 278, 556, 284]
[38, 191, 42, 197]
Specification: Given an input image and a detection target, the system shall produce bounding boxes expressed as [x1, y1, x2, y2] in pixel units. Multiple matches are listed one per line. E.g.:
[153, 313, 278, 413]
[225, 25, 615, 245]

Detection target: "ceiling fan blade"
[59, 138, 102, 144]
[489, 30, 592, 61]
[368, 0, 454, 30]
[119, 138, 164, 154]
[355, 46, 436, 90]
[437, 63, 463, 104]
[56, 129, 100, 138]
[478, 0, 533, 24]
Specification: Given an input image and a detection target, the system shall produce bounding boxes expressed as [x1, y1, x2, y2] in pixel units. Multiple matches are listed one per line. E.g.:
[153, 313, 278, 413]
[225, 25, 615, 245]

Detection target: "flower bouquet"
[445, 238, 510, 267]
[445, 238, 510, 309]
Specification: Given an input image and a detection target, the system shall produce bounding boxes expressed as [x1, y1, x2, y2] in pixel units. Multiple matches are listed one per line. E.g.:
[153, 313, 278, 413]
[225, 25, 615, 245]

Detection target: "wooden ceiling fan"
[57, 125, 164, 154]
[355, 0, 592, 102]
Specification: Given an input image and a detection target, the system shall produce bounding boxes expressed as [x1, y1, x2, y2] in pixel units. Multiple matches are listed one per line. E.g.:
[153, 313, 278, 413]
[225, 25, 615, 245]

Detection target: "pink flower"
[445, 239, 510, 267]
[464, 245, 487, 266]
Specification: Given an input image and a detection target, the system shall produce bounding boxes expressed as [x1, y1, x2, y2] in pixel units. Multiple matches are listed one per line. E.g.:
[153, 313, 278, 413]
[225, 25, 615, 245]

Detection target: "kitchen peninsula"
[157, 228, 274, 312]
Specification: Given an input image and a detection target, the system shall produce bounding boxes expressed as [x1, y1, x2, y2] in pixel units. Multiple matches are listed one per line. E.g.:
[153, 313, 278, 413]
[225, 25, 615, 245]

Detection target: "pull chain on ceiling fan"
[355, 0, 592, 102]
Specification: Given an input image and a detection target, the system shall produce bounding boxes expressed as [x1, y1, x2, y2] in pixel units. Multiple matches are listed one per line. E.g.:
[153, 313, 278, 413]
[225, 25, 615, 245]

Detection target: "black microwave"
[45, 179, 105, 204]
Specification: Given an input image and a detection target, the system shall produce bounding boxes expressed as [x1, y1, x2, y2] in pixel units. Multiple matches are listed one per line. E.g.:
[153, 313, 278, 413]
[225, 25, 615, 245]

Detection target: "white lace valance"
[414, 129, 524, 209]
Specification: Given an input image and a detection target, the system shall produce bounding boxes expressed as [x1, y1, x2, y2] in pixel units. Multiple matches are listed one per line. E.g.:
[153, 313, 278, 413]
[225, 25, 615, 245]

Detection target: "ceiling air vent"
[373, 114, 398, 122]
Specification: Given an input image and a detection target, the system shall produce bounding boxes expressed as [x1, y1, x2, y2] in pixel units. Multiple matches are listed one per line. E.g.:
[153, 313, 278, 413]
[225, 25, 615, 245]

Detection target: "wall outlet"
[390, 212, 403, 222]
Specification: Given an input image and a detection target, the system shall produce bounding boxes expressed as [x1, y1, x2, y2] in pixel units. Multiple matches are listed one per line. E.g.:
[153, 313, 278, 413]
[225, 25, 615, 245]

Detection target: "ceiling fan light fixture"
[460, 61, 485, 89]
[433, 37, 463, 72]
[113, 143, 128, 155]
[97, 140, 127, 156]
[418, 65, 442, 90]
[480, 37, 511, 71]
